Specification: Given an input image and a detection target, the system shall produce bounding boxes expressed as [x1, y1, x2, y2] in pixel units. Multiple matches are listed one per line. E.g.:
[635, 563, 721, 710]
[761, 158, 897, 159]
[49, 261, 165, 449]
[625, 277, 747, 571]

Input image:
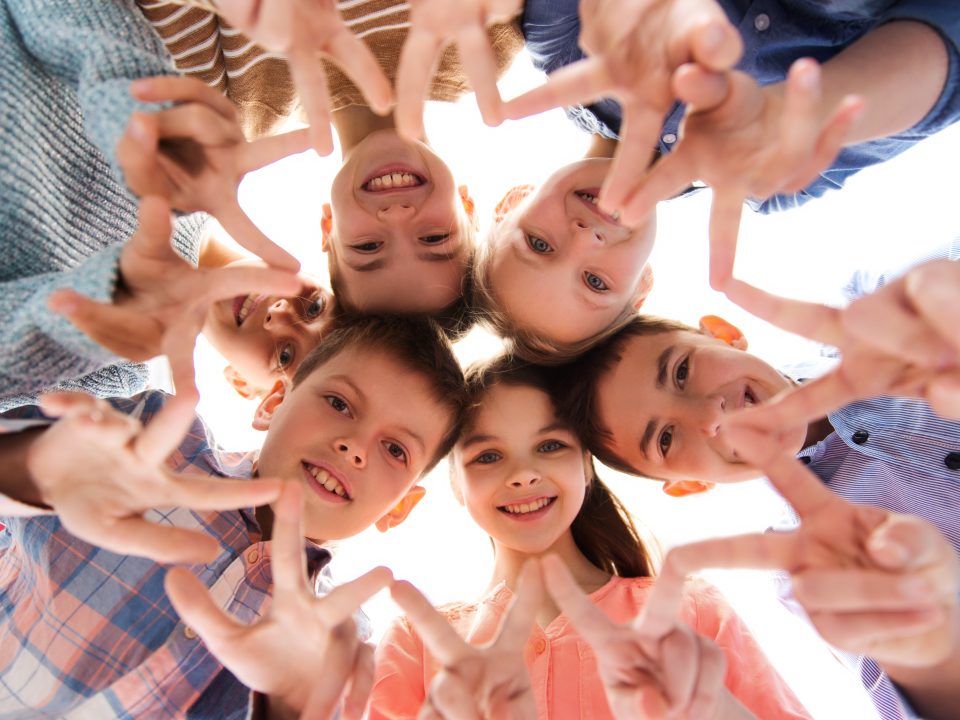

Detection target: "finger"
[214, 202, 301, 271]
[288, 48, 335, 156]
[269, 482, 308, 594]
[811, 607, 944, 652]
[688, 17, 743, 71]
[658, 627, 699, 711]
[391, 580, 467, 665]
[395, 28, 443, 140]
[707, 188, 746, 291]
[541, 554, 617, 645]
[238, 128, 312, 174]
[154, 103, 245, 146]
[199, 264, 302, 307]
[495, 559, 542, 652]
[159, 309, 205, 413]
[37, 391, 101, 418]
[302, 620, 360, 719]
[428, 671, 481, 720]
[128, 196, 178, 263]
[131, 76, 238, 121]
[134, 393, 202, 465]
[792, 569, 941, 613]
[600, 104, 664, 216]
[616, 148, 697, 228]
[165, 567, 247, 644]
[639, 533, 798, 639]
[117, 114, 173, 198]
[457, 24, 504, 126]
[165, 472, 284, 513]
[96, 516, 221, 563]
[502, 57, 614, 120]
[342, 642, 375, 720]
[319, 566, 393, 627]
[784, 94, 863, 193]
[721, 278, 845, 345]
[686, 638, 727, 720]
[867, 514, 955, 573]
[905, 260, 960, 357]
[323, 28, 393, 115]
[672, 63, 729, 112]
[48, 290, 159, 361]
[774, 59, 823, 177]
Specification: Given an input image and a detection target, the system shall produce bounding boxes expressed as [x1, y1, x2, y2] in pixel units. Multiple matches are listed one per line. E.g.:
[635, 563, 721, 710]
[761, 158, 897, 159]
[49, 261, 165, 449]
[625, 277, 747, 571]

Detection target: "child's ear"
[321, 203, 333, 251]
[251, 380, 287, 431]
[493, 184, 535, 224]
[699, 315, 748, 351]
[662, 480, 715, 497]
[458, 185, 478, 230]
[375, 486, 426, 532]
[223, 365, 260, 400]
[632, 264, 655, 310]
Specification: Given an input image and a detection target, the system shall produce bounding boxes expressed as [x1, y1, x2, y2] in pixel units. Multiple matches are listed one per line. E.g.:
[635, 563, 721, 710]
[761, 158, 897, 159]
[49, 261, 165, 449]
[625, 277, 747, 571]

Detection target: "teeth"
[306, 464, 348, 498]
[744, 389, 755, 407]
[503, 498, 551, 515]
[366, 172, 421, 190]
[578, 192, 619, 221]
[237, 295, 255, 324]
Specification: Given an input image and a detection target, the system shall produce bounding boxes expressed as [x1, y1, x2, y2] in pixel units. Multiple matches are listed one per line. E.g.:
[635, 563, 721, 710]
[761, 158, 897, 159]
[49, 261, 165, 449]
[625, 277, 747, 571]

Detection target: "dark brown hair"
[292, 314, 468, 474]
[552, 315, 696, 476]
[461, 356, 655, 578]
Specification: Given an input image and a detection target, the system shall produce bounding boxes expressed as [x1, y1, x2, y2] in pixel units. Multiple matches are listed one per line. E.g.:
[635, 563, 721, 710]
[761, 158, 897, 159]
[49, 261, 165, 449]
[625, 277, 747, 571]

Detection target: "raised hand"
[644, 427, 960, 670]
[628, 59, 862, 287]
[503, 0, 742, 210]
[213, 0, 393, 154]
[165, 482, 392, 720]
[118, 76, 305, 271]
[721, 257, 960, 423]
[47, 196, 301, 406]
[25, 391, 281, 564]
[390, 561, 542, 719]
[541, 555, 745, 719]
[395, 0, 521, 137]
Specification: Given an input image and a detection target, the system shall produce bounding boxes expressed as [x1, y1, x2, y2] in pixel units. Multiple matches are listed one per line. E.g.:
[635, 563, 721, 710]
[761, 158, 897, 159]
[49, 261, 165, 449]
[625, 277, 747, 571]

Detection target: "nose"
[263, 298, 294, 329]
[376, 203, 416, 221]
[334, 438, 366, 469]
[698, 395, 726, 437]
[507, 465, 541, 489]
[571, 218, 604, 245]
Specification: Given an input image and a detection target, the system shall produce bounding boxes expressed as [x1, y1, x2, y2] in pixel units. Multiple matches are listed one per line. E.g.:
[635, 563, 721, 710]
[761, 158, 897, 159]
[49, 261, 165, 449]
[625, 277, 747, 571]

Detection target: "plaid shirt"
[0, 391, 334, 719]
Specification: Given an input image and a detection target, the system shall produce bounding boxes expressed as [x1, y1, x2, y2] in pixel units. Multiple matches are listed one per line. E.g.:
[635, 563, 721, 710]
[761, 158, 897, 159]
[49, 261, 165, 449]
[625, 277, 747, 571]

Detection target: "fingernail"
[50, 296, 77, 315]
[868, 536, 909, 567]
[900, 577, 932, 600]
[702, 24, 725, 52]
[130, 78, 149, 94]
[129, 115, 147, 142]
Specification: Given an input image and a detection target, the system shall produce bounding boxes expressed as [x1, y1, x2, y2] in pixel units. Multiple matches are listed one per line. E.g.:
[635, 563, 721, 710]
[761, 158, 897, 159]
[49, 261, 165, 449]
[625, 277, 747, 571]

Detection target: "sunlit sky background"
[153, 50, 960, 718]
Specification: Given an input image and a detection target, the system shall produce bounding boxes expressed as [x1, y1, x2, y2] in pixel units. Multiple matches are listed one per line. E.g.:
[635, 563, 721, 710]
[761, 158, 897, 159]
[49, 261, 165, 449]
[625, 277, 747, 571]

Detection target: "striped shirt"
[137, 0, 523, 138]
[0, 391, 336, 718]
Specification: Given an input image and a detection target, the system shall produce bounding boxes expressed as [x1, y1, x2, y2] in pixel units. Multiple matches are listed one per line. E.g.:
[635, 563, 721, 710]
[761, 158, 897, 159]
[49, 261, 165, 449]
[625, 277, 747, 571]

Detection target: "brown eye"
[658, 426, 674, 457]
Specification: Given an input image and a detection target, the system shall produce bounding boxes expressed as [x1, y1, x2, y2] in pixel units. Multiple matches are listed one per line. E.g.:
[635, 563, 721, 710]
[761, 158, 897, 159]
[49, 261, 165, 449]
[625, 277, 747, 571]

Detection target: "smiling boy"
[0, 315, 466, 717]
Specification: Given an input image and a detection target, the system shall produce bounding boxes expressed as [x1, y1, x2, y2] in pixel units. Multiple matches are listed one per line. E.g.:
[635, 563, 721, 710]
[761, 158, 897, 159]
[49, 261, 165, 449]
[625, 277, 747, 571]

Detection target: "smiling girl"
[369, 356, 810, 719]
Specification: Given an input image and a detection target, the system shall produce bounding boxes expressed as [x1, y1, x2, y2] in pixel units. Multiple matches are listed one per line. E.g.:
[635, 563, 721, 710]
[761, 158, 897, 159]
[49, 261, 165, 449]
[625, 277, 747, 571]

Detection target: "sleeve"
[752, 3, 960, 214]
[4, 0, 179, 175]
[841, 236, 960, 302]
[688, 580, 812, 720]
[369, 616, 429, 720]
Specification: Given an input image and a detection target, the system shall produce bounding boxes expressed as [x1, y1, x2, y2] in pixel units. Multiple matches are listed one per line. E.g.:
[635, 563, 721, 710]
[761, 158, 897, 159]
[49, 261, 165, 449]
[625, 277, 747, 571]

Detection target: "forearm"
[0, 428, 50, 513]
[880, 624, 960, 720]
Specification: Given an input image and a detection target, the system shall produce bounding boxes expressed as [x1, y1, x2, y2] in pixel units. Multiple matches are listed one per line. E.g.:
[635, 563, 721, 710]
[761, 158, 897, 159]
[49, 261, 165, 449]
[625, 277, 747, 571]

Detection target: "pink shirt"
[371, 576, 810, 719]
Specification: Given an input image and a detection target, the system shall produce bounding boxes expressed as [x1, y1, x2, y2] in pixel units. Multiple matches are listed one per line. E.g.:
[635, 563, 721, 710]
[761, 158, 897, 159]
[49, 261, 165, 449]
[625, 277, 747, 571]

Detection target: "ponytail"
[570, 459, 655, 578]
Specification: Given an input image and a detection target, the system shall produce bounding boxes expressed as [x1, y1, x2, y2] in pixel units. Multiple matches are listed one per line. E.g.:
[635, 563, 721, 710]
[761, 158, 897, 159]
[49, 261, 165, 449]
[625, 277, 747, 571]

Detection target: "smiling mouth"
[743, 386, 757, 408]
[363, 169, 425, 192]
[302, 461, 352, 501]
[497, 497, 556, 516]
[575, 191, 621, 224]
[233, 294, 265, 327]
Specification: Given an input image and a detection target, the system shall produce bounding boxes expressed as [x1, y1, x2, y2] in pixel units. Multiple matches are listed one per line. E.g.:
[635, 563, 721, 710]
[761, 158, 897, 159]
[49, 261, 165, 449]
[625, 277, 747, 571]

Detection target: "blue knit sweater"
[0, 0, 205, 411]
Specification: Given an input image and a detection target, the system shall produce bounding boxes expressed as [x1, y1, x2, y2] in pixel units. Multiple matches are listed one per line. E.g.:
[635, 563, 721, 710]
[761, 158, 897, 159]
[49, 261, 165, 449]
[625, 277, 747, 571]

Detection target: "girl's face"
[488, 160, 656, 344]
[453, 383, 588, 555]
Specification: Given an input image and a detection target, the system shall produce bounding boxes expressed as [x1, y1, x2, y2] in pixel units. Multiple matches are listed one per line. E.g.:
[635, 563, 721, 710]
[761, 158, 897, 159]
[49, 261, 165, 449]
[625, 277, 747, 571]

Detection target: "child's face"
[326, 130, 471, 313]
[255, 346, 451, 540]
[202, 261, 336, 392]
[488, 160, 655, 343]
[595, 330, 805, 483]
[453, 383, 587, 555]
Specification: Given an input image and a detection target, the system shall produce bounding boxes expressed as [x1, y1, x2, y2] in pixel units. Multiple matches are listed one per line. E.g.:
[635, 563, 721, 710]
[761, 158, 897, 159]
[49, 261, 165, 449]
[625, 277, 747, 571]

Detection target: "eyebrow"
[328, 374, 366, 405]
[345, 250, 460, 272]
[460, 433, 497, 448]
[537, 421, 569, 435]
[656, 346, 674, 388]
[639, 417, 658, 463]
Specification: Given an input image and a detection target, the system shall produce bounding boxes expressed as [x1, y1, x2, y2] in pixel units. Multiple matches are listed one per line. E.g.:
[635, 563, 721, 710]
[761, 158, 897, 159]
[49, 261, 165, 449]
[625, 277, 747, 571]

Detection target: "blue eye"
[384, 441, 408, 464]
[538, 439, 567, 453]
[526, 235, 552, 254]
[325, 395, 350, 415]
[584, 272, 609, 292]
[474, 451, 501, 464]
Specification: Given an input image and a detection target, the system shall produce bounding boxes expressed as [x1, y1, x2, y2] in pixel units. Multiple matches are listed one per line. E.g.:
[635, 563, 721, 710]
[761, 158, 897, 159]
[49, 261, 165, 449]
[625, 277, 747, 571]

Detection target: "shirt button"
[945, 452, 960, 470]
[754, 13, 770, 31]
[183, 626, 197, 640]
[662, 133, 677, 144]
[534, 639, 547, 655]
[852, 430, 869, 445]
[246, 549, 259, 563]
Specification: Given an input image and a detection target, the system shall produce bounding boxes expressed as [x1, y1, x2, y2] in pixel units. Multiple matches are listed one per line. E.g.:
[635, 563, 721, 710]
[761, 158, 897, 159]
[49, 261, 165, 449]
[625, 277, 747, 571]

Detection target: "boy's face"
[489, 159, 655, 344]
[326, 130, 471, 313]
[255, 346, 451, 540]
[453, 383, 587, 555]
[202, 261, 337, 392]
[595, 330, 804, 483]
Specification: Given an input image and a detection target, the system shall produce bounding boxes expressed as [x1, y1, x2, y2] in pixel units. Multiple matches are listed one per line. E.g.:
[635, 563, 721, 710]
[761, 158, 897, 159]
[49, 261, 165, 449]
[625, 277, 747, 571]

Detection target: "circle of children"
[2, 0, 959, 718]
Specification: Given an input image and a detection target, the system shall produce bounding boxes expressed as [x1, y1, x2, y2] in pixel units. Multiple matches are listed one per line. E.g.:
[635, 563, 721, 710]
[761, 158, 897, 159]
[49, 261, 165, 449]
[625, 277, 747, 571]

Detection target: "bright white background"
[170, 52, 960, 719]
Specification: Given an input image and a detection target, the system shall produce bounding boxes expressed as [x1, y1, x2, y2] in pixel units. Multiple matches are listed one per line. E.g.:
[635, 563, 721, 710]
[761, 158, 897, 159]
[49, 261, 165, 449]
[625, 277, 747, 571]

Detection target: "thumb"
[126, 196, 177, 264]
[867, 514, 946, 571]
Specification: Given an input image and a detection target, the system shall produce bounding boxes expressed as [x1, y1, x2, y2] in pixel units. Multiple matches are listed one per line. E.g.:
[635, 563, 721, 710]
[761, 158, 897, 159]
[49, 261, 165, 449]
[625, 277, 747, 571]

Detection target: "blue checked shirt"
[0, 391, 347, 719]
[522, 0, 960, 212]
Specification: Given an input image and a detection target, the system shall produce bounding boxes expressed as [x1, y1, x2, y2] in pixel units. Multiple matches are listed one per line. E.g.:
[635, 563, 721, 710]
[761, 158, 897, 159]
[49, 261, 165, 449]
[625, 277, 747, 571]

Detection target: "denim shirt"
[522, 0, 960, 212]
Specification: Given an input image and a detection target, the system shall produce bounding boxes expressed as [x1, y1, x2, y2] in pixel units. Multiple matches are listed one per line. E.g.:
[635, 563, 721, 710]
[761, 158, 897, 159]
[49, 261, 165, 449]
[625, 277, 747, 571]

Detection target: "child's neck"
[331, 106, 428, 155]
[488, 531, 611, 628]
